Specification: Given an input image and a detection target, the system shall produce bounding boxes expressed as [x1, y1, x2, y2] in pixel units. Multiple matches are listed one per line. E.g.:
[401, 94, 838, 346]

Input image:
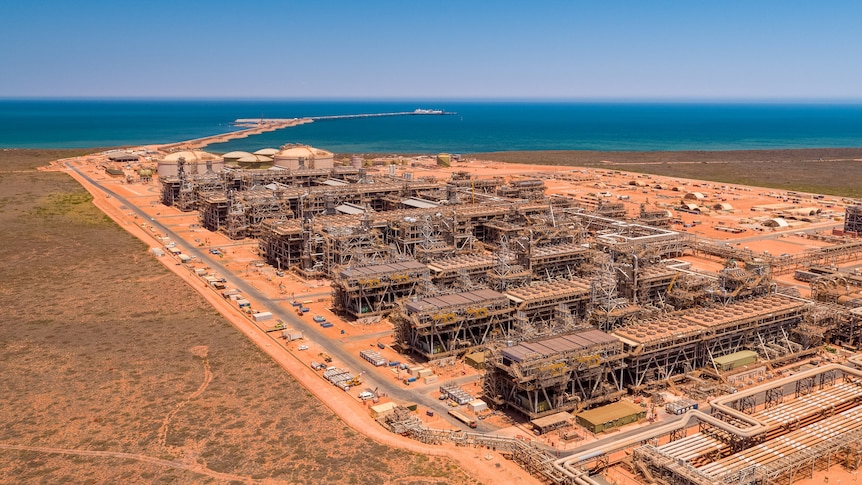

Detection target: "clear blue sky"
[2, 0, 860, 100]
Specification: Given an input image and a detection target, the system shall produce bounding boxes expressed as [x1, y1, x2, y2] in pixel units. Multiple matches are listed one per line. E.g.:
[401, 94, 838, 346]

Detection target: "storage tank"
[222, 151, 253, 166]
[235, 154, 273, 169]
[157, 150, 223, 178]
[272, 144, 334, 169]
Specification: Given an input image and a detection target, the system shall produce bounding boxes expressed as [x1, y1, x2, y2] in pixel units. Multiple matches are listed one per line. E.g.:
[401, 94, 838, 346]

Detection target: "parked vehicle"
[448, 409, 477, 428]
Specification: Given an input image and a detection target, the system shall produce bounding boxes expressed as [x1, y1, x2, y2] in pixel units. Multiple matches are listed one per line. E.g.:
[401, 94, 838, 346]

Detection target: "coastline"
[467, 147, 862, 165]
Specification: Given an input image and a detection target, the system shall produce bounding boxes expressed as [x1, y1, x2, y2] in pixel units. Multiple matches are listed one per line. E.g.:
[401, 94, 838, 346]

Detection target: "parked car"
[297, 345, 309, 351]
[313, 315, 326, 323]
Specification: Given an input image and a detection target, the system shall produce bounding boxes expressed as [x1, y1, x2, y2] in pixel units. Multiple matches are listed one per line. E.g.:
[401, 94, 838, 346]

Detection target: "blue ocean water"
[2, 99, 862, 153]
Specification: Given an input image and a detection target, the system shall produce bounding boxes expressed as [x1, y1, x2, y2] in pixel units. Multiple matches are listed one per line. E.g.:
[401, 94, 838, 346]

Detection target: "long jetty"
[234, 109, 454, 126]
[160, 118, 308, 151]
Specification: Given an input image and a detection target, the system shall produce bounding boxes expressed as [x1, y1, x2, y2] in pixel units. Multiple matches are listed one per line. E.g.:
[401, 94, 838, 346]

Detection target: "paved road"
[68, 163, 480, 431]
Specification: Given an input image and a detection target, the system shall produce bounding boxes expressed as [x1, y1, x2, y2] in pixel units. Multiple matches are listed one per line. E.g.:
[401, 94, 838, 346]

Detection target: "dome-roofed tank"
[236, 154, 274, 170]
[157, 150, 223, 178]
[253, 148, 279, 156]
[222, 151, 253, 166]
[272, 144, 334, 170]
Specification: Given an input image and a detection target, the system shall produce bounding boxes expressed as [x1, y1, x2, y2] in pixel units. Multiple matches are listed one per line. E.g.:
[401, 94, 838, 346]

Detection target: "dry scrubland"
[0, 149, 471, 485]
[470, 148, 862, 198]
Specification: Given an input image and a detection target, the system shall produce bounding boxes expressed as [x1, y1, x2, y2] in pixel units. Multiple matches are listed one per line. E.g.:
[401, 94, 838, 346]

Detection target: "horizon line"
[2, 96, 862, 105]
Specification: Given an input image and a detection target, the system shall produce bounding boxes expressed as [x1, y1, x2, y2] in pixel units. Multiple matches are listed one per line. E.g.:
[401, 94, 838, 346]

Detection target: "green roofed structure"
[575, 400, 645, 434]
[713, 350, 758, 372]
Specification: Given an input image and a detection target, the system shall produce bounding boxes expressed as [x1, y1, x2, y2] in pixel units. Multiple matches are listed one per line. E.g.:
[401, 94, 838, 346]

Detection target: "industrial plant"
[146, 143, 862, 485]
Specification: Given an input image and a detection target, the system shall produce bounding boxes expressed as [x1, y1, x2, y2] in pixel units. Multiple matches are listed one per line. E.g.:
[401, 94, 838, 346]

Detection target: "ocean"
[2, 99, 862, 153]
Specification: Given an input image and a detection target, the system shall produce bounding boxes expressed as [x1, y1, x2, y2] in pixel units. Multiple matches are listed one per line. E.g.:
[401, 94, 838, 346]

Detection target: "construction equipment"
[666, 272, 680, 292]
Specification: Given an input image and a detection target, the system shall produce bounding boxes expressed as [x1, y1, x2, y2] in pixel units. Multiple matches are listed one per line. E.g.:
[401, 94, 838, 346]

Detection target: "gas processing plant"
[158, 145, 862, 485]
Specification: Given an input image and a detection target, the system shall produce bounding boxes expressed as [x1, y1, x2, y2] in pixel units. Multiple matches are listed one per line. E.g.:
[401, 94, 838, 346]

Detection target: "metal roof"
[713, 350, 758, 366]
[339, 260, 427, 279]
[501, 329, 618, 363]
[531, 411, 573, 428]
[335, 203, 366, 215]
[401, 197, 439, 209]
[405, 289, 505, 313]
[576, 401, 644, 426]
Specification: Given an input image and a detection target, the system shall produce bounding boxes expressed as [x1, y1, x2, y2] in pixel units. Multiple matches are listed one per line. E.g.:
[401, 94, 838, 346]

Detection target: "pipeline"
[554, 362, 862, 477]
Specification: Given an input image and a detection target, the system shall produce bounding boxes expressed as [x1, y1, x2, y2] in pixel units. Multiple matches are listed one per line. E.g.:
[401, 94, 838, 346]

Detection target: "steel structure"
[845, 205, 862, 236]
[331, 261, 430, 319]
[484, 328, 626, 417]
[391, 288, 513, 359]
[632, 364, 862, 485]
[613, 294, 809, 388]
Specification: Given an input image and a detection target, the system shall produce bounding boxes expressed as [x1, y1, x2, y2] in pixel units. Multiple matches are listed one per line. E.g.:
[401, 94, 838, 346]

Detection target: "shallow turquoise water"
[2, 99, 861, 153]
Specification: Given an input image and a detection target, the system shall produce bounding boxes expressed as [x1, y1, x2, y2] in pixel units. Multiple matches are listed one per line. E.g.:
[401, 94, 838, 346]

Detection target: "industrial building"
[575, 400, 646, 434]
[846, 205, 862, 236]
[483, 328, 626, 417]
[331, 261, 430, 319]
[391, 289, 513, 359]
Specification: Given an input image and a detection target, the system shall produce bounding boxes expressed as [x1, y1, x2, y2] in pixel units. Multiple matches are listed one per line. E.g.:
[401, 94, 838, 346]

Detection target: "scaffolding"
[391, 288, 513, 359]
[483, 238, 532, 292]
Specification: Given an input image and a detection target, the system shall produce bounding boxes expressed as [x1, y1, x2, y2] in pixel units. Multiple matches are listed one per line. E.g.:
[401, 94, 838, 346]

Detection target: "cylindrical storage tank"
[157, 159, 178, 178]
[351, 155, 363, 168]
[157, 150, 223, 177]
[272, 144, 334, 170]
[222, 151, 253, 166]
[236, 154, 273, 170]
[253, 148, 279, 157]
[389, 164, 397, 177]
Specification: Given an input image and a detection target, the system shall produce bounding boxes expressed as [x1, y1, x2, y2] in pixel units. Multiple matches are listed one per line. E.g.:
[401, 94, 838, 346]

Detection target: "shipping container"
[252, 312, 273, 322]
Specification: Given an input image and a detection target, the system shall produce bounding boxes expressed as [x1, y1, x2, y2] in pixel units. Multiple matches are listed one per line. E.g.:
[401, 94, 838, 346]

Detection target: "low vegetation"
[470, 148, 862, 198]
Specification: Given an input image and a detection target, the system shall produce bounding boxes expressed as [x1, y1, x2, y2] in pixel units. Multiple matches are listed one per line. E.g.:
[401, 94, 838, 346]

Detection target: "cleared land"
[469, 148, 862, 198]
[0, 149, 472, 484]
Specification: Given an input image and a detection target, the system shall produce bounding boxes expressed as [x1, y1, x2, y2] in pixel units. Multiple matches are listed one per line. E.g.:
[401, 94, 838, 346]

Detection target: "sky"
[1, 0, 861, 100]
